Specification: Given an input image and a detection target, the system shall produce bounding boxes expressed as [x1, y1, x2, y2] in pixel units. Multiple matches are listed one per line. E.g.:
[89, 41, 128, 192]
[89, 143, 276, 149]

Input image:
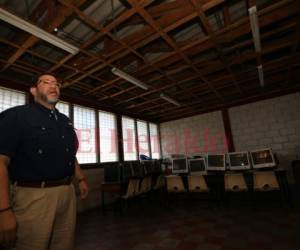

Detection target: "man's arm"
[74, 158, 89, 199]
[0, 154, 17, 248]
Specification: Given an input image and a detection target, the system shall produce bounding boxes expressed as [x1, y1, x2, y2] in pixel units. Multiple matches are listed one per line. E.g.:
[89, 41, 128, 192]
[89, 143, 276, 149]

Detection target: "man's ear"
[30, 86, 37, 97]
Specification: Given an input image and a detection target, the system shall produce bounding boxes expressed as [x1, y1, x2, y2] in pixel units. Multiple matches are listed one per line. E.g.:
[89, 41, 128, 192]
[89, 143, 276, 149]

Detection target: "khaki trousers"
[11, 184, 76, 250]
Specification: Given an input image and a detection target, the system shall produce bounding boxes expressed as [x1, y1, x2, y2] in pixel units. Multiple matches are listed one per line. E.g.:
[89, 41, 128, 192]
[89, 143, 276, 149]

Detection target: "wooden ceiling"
[0, 0, 299, 122]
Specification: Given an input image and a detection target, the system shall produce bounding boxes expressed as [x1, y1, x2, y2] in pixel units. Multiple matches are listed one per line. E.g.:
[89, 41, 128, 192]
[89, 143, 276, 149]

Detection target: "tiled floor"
[75, 196, 300, 250]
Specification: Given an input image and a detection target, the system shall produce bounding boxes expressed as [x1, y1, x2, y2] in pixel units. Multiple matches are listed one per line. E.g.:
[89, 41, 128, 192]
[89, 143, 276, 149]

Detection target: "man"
[0, 73, 89, 250]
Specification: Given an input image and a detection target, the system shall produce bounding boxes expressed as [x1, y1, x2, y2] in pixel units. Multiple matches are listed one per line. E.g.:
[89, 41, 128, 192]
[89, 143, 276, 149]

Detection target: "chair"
[121, 178, 139, 199]
[138, 176, 152, 194]
[253, 171, 282, 208]
[153, 175, 165, 190]
[224, 173, 249, 207]
[165, 175, 186, 205]
[187, 175, 209, 192]
[253, 171, 280, 191]
[224, 173, 248, 192]
[119, 178, 140, 213]
[166, 175, 186, 193]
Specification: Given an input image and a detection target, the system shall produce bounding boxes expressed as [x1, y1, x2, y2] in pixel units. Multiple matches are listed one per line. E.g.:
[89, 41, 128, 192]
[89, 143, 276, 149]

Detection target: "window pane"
[56, 101, 70, 117]
[0, 87, 26, 112]
[137, 120, 150, 158]
[74, 105, 97, 164]
[99, 111, 118, 162]
[122, 117, 137, 161]
[150, 123, 160, 159]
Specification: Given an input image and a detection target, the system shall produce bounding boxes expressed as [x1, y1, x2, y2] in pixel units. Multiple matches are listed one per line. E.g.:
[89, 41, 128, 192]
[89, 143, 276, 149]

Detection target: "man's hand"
[0, 209, 17, 248]
[78, 179, 89, 200]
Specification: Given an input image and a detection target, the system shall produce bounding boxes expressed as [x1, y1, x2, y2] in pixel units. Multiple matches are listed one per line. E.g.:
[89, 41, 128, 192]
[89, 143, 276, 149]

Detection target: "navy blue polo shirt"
[0, 102, 78, 182]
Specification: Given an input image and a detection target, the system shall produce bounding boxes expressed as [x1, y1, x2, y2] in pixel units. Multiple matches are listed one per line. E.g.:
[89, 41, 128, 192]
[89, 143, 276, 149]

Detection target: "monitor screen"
[122, 163, 133, 180]
[188, 158, 206, 175]
[131, 161, 144, 178]
[250, 148, 276, 169]
[172, 158, 188, 174]
[207, 154, 225, 171]
[228, 152, 251, 170]
[141, 160, 154, 175]
[104, 164, 121, 182]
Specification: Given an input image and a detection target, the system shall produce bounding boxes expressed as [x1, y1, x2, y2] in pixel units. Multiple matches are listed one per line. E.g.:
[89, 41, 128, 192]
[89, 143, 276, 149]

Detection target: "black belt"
[13, 176, 74, 188]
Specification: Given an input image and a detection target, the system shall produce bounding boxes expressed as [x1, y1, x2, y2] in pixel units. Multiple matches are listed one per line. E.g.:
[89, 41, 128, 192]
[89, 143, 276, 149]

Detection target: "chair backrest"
[166, 175, 185, 192]
[139, 176, 152, 193]
[187, 175, 209, 192]
[123, 179, 140, 198]
[253, 171, 280, 191]
[153, 175, 165, 190]
[224, 173, 248, 192]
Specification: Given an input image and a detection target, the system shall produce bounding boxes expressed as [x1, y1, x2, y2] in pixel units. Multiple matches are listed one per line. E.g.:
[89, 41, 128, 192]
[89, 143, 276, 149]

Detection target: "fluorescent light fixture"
[0, 8, 79, 55]
[111, 67, 149, 90]
[248, 6, 261, 53]
[257, 64, 264, 87]
[160, 93, 181, 107]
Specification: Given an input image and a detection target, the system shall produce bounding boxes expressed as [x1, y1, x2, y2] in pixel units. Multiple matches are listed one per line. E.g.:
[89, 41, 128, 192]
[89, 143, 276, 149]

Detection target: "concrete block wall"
[160, 111, 227, 157]
[229, 92, 300, 180]
[160, 92, 300, 182]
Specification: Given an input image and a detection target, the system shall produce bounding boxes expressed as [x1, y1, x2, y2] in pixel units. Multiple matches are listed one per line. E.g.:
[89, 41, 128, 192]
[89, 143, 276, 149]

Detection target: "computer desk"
[167, 168, 291, 207]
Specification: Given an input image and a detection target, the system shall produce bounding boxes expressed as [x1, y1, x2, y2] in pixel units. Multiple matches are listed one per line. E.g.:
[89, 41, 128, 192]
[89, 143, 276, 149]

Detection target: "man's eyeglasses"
[38, 79, 62, 88]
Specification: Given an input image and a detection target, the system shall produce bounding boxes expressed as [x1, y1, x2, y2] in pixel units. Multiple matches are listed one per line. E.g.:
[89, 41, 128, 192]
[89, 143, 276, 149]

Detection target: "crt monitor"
[228, 151, 251, 171]
[250, 148, 276, 169]
[207, 154, 226, 171]
[171, 158, 188, 174]
[104, 163, 121, 182]
[131, 161, 144, 178]
[141, 160, 154, 175]
[121, 163, 134, 181]
[188, 158, 207, 175]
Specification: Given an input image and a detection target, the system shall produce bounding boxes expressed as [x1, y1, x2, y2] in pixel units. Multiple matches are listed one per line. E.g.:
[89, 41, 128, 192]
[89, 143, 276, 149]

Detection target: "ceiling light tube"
[0, 8, 79, 55]
[111, 67, 149, 90]
[257, 64, 264, 87]
[248, 6, 261, 53]
[160, 93, 181, 107]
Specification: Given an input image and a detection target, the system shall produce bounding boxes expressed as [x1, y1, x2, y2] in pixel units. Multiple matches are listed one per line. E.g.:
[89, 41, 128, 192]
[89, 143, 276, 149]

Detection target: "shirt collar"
[33, 102, 58, 114]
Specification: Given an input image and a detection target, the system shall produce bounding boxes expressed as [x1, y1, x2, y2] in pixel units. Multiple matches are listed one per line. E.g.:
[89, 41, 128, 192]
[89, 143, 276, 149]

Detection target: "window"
[73, 105, 97, 164]
[150, 123, 160, 159]
[56, 101, 70, 117]
[122, 117, 137, 161]
[99, 111, 118, 162]
[0, 87, 26, 112]
[137, 120, 150, 157]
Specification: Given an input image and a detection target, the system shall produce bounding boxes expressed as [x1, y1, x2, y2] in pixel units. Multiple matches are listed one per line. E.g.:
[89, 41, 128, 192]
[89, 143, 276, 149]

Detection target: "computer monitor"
[141, 160, 154, 175]
[171, 158, 188, 174]
[250, 148, 276, 169]
[227, 151, 251, 171]
[188, 158, 207, 175]
[121, 163, 134, 181]
[104, 163, 121, 182]
[207, 154, 226, 171]
[131, 161, 144, 178]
